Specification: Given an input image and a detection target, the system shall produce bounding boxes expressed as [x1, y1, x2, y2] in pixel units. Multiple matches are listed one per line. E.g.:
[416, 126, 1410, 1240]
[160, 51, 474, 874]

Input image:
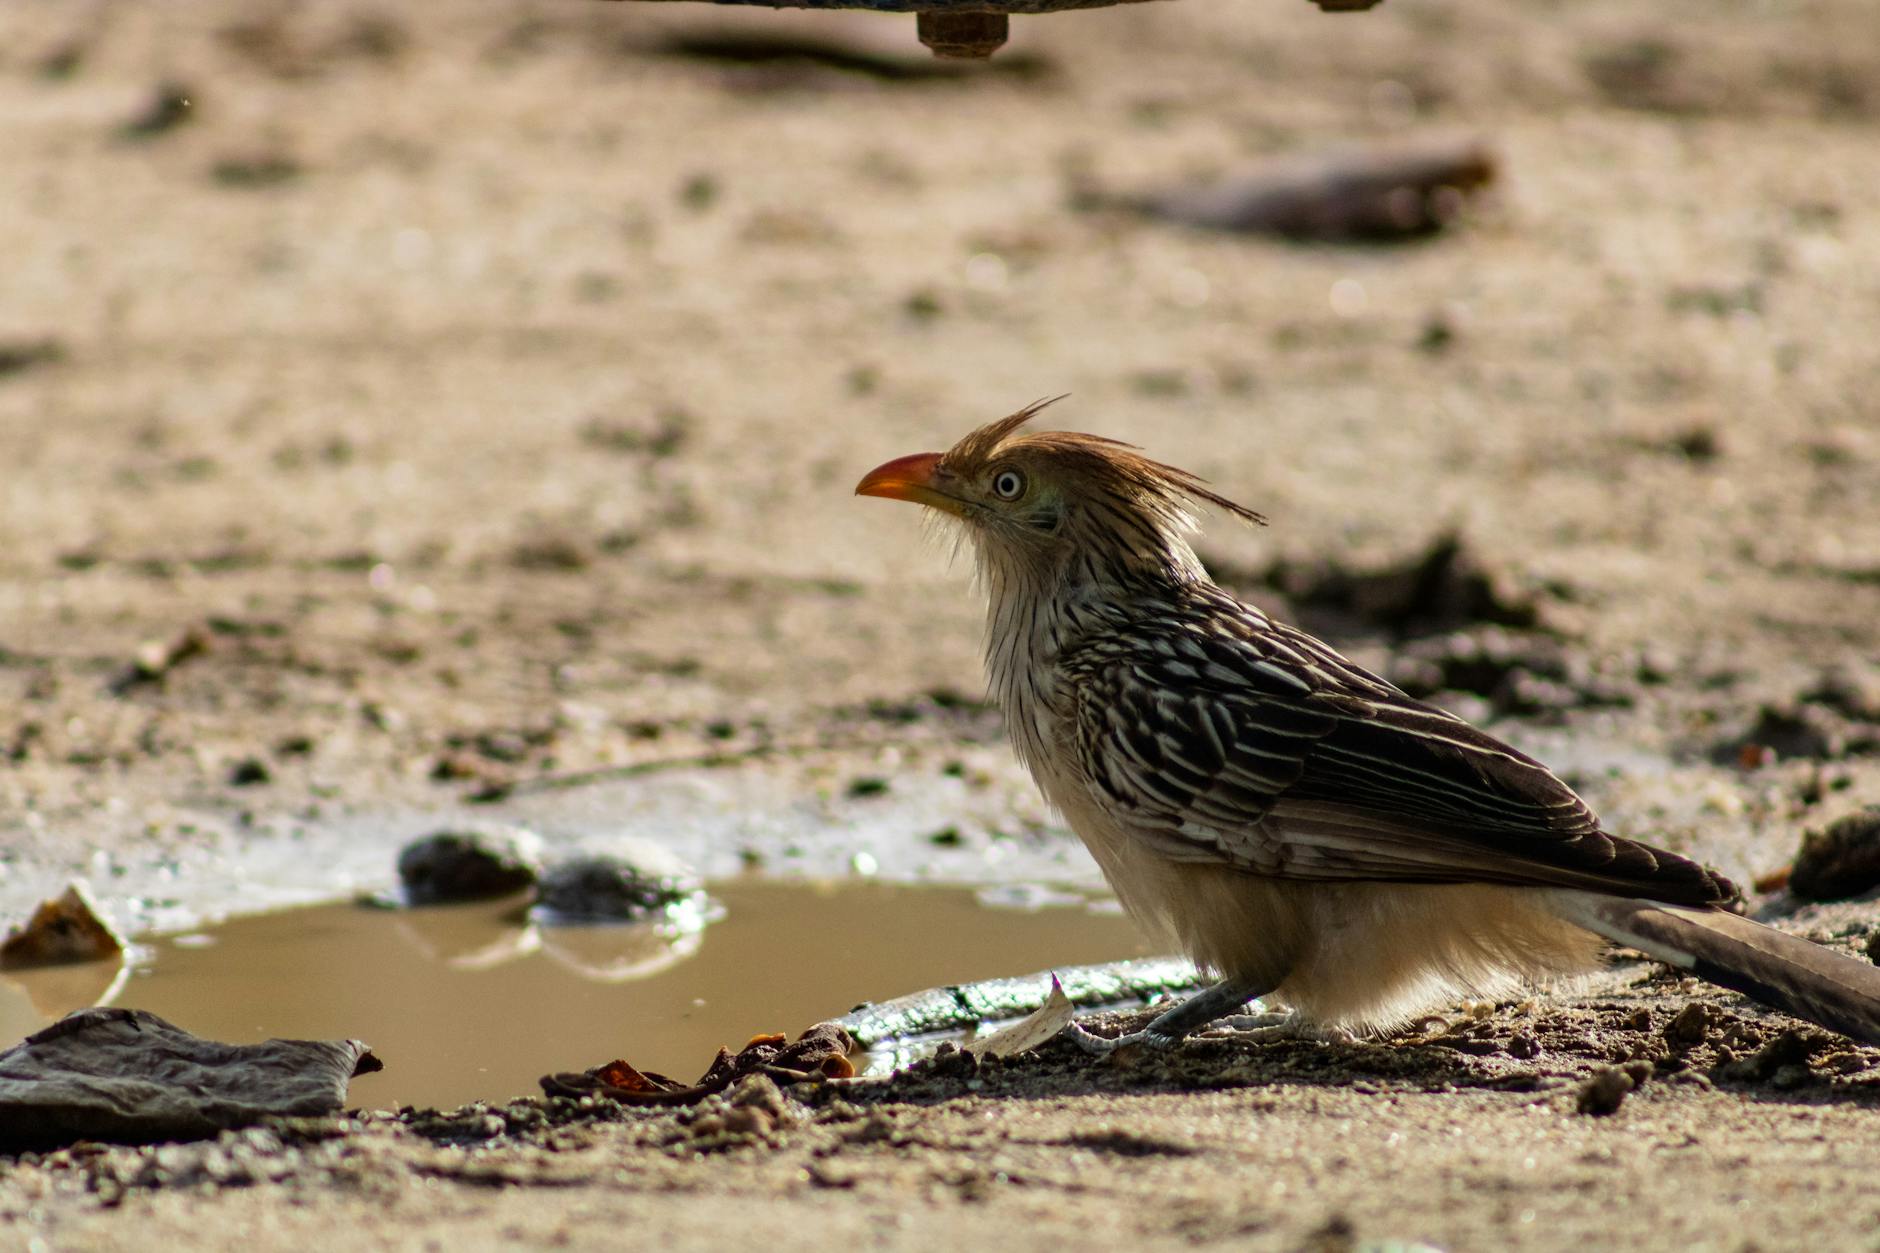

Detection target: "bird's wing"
[1062, 613, 1731, 906]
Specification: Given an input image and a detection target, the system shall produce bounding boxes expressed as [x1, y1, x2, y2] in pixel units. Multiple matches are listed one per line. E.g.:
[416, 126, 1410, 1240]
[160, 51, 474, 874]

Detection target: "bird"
[856, 398, 1880, 1053]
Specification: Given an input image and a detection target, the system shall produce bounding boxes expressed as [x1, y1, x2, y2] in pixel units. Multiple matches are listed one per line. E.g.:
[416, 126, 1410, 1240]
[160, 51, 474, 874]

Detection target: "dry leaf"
[966, 973, 1074, 1058]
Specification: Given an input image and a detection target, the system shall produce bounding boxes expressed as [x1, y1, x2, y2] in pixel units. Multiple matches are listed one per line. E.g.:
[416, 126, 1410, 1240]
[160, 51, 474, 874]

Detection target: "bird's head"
[855, 398, 1264, 593]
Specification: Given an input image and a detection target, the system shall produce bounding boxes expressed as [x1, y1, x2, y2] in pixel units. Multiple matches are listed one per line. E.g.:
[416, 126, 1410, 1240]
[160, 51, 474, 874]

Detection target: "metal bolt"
[916, 11, 1009, 59]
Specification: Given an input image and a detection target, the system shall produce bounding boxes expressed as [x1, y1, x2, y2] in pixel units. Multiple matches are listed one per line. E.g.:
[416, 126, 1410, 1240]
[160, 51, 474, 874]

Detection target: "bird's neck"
[978, 538, 1206, 769]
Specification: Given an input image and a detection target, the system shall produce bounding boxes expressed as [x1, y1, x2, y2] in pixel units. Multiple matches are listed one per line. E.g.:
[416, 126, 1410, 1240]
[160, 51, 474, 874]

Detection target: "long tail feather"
[1554, 891, 1880, 1046]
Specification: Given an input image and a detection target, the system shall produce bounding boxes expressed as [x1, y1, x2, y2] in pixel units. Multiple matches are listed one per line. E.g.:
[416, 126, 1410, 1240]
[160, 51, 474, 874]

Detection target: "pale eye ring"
[990, 469, 1027, 501]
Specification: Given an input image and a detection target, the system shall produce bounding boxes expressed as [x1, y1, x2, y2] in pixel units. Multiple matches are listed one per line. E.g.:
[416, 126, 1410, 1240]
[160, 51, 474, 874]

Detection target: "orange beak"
[854, 452, 964, 517]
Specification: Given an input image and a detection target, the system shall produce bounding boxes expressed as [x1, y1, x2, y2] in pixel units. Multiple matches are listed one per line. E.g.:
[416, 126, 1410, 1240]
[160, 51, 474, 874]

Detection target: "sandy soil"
[2, 0, 1879, 1246]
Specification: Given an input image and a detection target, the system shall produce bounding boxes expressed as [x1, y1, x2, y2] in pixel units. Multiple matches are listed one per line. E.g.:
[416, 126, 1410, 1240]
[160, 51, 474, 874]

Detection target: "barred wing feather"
[1063, 618, 1732, 906]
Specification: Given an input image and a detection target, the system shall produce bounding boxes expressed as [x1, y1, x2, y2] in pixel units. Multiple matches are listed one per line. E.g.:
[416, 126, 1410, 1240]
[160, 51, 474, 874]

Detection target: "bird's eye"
[990, 469, 1027, 501]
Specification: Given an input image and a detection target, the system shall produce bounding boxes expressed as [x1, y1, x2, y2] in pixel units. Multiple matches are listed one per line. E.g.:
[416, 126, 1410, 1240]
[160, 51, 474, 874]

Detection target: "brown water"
[1, 881, 1147, 1111]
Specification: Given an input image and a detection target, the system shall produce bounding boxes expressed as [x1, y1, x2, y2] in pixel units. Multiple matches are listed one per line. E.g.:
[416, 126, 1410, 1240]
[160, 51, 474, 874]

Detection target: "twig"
[827, 957, 1201, 1047]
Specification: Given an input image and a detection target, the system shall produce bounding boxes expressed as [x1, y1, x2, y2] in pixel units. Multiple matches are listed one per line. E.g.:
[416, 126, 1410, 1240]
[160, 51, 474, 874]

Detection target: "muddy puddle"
[0, 881, 1147, 1111]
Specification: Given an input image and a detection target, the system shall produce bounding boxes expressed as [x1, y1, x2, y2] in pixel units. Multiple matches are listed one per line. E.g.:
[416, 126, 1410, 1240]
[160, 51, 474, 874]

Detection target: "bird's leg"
[1061, 977, 1270, 1057]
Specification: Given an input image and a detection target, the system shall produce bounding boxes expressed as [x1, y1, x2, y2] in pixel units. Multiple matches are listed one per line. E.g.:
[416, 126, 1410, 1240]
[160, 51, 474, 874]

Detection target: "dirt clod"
[1788, 808, 1880, 902]
[1663, 1003, 1715, 1049]
[1713, 1030, 1825, 1084]
[1576, 1062, 1651, 1116]
[1251, 534, 1541, 640]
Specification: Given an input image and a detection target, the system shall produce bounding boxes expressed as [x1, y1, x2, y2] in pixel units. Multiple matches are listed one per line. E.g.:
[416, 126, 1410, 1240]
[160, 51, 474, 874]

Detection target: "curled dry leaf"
[966, 973, 1075, 1058]
[1124, 139, 1497, 243]
[540, 1023, 855, 1106]
[1, 883, 125, 970]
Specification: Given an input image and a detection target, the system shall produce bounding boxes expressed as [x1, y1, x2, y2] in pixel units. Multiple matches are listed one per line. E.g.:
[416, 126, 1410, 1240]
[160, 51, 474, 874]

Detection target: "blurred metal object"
[615, 0, 1383, 59]
[621, 0, 1157, 14]
[917, 11, 1009, 58]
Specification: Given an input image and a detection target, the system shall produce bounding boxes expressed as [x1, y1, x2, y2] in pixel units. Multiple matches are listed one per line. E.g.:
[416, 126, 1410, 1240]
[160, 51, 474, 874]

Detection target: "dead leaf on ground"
[1110, 138, 1497, 243]
[966, 973, 1075, 1059]
[0, 1008, 380, 1150]
[1, 883, 124, 970]
[540, 1023, 855, 1106]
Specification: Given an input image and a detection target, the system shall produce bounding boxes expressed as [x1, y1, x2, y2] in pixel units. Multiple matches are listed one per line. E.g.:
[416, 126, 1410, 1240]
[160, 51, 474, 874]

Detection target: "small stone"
[1716, 705, 1842, 766]
[1805, 662, 1880, 721]
[428, 753, 480, 782]
[1507, 1033, 1542, 1060]
[471, 730, 532, 763]
[108, 626, 210, 694]
[395, 828, 541, 905]
[533, 845, 701, 924]
[927, 1043, 980, 1079]
[120, 81, 195, 139]
[227, 757, 272, 787]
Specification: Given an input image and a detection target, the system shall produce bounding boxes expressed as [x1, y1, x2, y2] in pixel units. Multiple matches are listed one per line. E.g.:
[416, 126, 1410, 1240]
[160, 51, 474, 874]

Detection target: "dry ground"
[2, 0, 1879, 1247]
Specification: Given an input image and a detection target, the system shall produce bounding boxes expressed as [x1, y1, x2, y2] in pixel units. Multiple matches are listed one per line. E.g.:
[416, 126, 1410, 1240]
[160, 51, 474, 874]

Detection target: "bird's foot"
[1059, 1019, 1183, 1057]
[1204, 1013, 1356, 1046]
[1204, 1010, 1294, 1034]
[1059, 977, 1275, 1058]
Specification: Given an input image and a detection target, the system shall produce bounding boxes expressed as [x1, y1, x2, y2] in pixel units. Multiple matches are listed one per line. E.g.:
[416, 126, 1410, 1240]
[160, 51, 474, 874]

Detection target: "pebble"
[395, 828, 541, 905]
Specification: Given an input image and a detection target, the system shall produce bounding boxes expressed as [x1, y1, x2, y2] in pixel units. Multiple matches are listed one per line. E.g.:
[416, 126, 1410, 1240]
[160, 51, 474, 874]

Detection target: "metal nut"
[916, 11, 1009, 58]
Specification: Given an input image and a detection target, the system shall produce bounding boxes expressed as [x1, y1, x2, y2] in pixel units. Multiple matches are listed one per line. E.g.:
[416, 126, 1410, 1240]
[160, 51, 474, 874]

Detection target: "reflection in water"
[10, 881, 1144, 1110]
[0, 957, 131, 1046]
[390, 906, 544, 971]
[385, 891, 719, 982]
[537, 925, 706, 983]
